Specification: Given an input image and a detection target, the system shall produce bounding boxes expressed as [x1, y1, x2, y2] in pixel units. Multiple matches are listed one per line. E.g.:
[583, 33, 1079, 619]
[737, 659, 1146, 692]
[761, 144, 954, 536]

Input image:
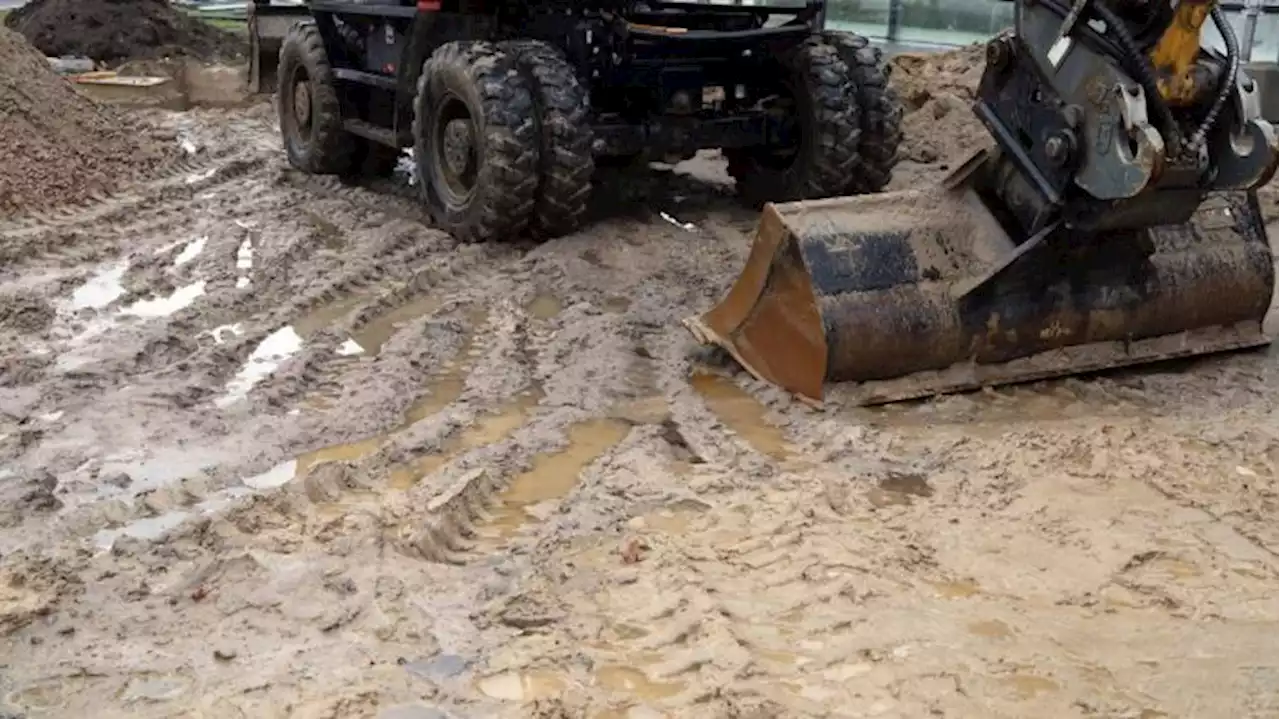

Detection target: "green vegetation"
[203, 16, 249, 37]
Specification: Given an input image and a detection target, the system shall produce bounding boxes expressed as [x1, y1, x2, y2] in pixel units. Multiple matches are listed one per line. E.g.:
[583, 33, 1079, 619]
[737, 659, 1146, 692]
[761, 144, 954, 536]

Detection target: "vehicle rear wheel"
[413, 41, 539, 242]
[276, 22, 355, 175]
[823, 30, 904, 194]
[505, 40, 595, 239]
[724, 36, 862, 205]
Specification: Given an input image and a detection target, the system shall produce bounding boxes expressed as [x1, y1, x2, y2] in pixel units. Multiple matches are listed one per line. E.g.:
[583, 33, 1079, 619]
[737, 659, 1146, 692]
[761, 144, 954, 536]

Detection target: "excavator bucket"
[684, 175, 1276, 406]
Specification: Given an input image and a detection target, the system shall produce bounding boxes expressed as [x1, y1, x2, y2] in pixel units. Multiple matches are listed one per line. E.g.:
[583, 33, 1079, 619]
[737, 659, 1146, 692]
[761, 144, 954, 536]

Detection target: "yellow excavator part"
[1149, 0, 1216, 106]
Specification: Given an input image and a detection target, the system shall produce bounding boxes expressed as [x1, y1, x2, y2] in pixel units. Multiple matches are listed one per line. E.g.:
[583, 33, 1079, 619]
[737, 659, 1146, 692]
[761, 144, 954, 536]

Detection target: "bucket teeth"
[687, 190, 1275, 404]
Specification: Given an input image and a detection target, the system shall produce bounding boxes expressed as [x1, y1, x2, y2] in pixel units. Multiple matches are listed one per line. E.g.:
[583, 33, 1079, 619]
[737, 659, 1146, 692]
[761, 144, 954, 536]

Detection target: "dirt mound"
[890, 43, 987, 112]
[887, 44, 989, 185]
[4, 0, 245, 65]
[0, 27, 171, 213]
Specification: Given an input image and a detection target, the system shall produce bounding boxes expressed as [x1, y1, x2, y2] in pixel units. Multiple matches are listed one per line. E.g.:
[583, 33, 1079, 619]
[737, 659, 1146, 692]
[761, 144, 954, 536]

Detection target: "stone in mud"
[0, 292, 55, 334]
[0, 470, 62, 527]
[494, 590, 565, 630]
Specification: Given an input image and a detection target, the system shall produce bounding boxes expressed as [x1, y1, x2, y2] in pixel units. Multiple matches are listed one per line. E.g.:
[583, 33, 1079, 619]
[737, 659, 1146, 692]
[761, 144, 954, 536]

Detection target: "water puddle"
[928, 578, 982, 599]
[294, 295, 367, 338]
[595, 666, 685, 700]
[214, 325, 304, 408]
[633, 498, 711, 535]
[398, 307, 487, 424]
[475, 670, 565, 701]
[389, 389, 542, 490]
[352, 295, 443, 354]
[173, 236, 206, 267]
[92, 487, 252, 550]
[483, 418, 631, 538]
[689, 370, 789, 460]
[867, 471, 934, 508]
[1145, 556, 1202, 580]
[70, 262, 128, 310]
[251, 308, 489, 488]
[527, 293, 563, 320]
[603, 296, 632, 313]
[120, 280, 206, 318]
[611, 396, 670, 425]
[1001, 674, 1059, 699]
[967, 619, 1013, 639]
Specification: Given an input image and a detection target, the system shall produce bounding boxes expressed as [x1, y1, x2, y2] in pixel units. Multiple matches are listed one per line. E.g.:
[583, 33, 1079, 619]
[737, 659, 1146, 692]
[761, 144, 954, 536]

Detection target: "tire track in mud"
[204, 215, 773, 572]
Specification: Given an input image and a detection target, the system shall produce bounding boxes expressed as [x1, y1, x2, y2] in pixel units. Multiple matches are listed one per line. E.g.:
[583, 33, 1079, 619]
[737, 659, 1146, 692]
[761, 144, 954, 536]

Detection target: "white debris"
[660, 211, 697, 233]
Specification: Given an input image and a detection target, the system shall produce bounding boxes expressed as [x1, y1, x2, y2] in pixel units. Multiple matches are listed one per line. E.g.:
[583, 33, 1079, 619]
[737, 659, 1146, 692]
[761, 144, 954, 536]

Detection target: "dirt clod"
[5, 0, 245, 64]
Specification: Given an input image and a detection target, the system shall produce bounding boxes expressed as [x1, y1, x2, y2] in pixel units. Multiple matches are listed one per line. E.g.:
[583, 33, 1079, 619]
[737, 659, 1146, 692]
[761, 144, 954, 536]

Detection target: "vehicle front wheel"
[276, 21, 355, 175]
[413, 41, 540, 242]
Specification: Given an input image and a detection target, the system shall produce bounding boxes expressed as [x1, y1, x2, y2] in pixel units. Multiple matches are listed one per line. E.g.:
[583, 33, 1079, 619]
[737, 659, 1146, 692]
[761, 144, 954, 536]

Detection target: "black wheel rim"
[286, 63, 314, 149]
[430, 92, 478, 205]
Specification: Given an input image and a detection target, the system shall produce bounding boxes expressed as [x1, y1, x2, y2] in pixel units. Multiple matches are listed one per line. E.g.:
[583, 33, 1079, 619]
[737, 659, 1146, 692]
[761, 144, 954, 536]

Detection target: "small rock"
[403, 653, 469, 682]
[104, 472, 133, 489]
[213, 647, 237, 662]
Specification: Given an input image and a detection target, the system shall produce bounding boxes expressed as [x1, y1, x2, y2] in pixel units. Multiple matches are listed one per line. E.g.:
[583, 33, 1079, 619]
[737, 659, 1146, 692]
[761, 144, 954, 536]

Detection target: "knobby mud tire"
[725, 35, 862, 205]
[505, 40, 595, 239]
[414, 41, 539, 243]
[823, 30, 904, 194]
[277, 22, 356, 175]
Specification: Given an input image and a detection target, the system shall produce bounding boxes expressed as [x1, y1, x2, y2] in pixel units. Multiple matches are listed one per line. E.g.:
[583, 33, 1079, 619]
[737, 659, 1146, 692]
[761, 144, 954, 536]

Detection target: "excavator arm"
[686, 0, 1277, 405]
[972, 0, 1275, 235]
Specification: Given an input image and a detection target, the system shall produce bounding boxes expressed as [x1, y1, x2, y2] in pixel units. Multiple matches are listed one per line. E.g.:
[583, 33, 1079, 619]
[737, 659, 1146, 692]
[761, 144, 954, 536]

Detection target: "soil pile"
[4, 0, 245, 65]
[0, 27, 171, 213]
[889, 44, 990, 171]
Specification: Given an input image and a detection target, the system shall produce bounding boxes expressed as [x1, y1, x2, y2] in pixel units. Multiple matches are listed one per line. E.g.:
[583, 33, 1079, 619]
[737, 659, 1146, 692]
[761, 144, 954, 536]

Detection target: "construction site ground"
[1, 86, 1278, 719]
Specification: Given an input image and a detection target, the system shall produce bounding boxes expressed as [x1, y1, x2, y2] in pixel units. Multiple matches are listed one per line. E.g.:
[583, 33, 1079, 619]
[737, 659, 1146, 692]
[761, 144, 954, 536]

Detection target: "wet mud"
[0, 93, 1276, 719]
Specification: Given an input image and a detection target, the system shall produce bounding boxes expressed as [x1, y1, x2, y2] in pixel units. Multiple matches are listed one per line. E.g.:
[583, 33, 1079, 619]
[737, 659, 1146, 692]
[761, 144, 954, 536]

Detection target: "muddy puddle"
[352, 295, 444, 355]
[480, 418, 631, 539]
[526, 293, 563, 321]
[389, 388, 544, 490]
[689, 369, 790, 460]
[245, 307, 487, 489]
[866, 471, 934, 508]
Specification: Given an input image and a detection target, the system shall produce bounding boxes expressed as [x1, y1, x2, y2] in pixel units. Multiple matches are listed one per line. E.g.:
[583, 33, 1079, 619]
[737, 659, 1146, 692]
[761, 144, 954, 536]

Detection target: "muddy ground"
[0, 97, 1276, 718]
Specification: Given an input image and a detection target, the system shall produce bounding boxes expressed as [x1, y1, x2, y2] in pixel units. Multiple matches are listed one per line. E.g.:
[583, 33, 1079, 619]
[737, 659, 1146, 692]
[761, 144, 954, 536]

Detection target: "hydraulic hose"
[1091, 0, 1183, 155]
[1188, 5, 1240, 151]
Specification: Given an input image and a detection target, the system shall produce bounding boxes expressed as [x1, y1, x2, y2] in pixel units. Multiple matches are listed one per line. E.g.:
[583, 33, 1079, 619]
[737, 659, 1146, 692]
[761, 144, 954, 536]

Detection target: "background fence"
[173, 0, 1278, 61]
